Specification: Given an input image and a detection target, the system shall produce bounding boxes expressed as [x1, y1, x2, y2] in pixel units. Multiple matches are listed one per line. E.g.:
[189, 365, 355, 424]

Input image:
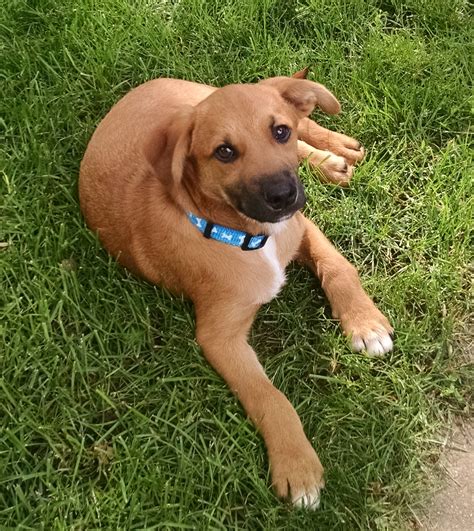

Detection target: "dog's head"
[169, 76, 340, 223]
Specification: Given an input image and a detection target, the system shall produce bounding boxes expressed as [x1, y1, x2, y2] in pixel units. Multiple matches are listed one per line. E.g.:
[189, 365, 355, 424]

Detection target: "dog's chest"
[253, 237, 286, 304]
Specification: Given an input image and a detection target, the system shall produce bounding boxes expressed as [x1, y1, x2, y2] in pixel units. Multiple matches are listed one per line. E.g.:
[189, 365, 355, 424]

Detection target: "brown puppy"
[79, 74, 392, 509]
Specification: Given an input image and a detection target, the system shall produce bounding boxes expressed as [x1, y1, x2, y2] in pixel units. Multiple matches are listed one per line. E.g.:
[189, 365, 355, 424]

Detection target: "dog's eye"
[214, 144, 237, 163]
[272, 125, 291, 144]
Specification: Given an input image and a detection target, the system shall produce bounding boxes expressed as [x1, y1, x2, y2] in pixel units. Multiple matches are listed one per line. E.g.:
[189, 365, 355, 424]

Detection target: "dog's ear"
[260, 76, 340, 117]
[292, 67, 310, 79]
[170, 106, 195, 184]
[144, 105, 195, 185]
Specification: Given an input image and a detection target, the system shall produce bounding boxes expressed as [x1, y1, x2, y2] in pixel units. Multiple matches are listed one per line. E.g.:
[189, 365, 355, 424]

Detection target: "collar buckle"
[203, 221, 215, 239]
[241, 233, 268, 251]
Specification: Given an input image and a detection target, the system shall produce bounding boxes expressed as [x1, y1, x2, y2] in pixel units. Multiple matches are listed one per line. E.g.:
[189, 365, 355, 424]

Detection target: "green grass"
[1, 0, 472, 528]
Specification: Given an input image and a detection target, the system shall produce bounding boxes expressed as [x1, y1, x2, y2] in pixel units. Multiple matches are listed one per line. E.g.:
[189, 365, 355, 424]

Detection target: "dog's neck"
[176, 172, 268, 236]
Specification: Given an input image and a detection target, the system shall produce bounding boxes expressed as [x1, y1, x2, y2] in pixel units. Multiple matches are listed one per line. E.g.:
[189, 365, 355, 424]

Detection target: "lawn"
[1, 0, 472, 528]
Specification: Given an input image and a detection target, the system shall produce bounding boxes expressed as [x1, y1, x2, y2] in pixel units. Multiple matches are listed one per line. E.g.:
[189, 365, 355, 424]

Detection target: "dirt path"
[421, 421, 473, 530]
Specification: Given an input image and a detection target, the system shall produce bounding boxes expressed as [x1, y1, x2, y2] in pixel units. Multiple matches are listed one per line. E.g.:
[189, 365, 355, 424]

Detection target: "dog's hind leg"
[195, 300, 324, 509]
[295, 213, 393, 357]
[298, 140, 354, 185]
[297, 118, 364, 185]
[298, 117, 365, 165]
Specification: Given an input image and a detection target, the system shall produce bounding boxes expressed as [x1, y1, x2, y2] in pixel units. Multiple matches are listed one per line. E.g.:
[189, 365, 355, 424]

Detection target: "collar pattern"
[187, 212, 268, 251]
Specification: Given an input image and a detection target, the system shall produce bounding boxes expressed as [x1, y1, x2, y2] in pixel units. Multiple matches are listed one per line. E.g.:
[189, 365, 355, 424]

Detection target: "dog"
[79, 69, 393, 509]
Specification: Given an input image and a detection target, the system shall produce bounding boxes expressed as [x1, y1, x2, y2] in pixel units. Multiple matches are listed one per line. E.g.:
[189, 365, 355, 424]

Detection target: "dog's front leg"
[195, 300, 324, 508]
[296, 213, 393, 356]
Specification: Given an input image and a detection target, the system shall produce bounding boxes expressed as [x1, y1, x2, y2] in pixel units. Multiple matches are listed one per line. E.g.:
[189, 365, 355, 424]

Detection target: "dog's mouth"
[226, 171, 306, 223]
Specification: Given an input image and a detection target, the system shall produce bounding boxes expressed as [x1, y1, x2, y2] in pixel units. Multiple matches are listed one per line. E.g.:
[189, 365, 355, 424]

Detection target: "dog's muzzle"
[227, 170, 306, 223]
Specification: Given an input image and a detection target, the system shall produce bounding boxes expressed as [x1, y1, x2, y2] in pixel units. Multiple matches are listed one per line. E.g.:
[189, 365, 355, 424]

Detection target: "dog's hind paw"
[307, 150, 354, 185]
[325, 132, 365, 166]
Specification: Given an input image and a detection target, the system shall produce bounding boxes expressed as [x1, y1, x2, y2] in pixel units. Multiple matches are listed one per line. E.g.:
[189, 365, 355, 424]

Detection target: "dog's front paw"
[327, 132, 365, 166]
[340, 304, 394, 357]
[270, 440, 324, 510]
[309, 151, 354, 185]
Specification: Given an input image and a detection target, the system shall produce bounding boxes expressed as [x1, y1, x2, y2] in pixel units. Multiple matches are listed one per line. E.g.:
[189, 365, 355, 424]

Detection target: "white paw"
[270, 441, 324, 510]
[292, 487, 321, 510]
[351, 327, 393, 357]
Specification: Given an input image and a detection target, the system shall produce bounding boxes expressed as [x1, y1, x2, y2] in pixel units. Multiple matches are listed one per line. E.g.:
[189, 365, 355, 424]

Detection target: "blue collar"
[187, 212, 269, 251]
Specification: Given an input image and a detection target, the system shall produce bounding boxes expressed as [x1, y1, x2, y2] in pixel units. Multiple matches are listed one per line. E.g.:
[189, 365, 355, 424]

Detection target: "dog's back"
[79, 79, 214, 276]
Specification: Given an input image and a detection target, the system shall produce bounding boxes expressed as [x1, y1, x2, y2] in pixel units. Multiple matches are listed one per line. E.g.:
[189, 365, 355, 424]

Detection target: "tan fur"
[298, 139, 354, 185]
[79, 74, 392, 507]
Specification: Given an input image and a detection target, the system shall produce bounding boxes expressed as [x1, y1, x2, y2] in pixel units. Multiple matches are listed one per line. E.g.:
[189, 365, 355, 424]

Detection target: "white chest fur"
[248, 220, 289, 305]
[255, 236, 286, 304]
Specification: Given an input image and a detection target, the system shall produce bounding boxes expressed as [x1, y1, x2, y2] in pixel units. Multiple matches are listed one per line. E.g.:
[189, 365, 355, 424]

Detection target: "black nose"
[262, 178, 297, 211]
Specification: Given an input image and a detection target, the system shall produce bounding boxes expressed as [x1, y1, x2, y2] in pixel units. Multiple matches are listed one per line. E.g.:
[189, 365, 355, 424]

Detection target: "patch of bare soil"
[421, 421, 473, 530]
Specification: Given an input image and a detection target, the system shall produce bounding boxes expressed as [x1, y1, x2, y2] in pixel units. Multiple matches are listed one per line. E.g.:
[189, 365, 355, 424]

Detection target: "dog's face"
[172, 77, 340, 223]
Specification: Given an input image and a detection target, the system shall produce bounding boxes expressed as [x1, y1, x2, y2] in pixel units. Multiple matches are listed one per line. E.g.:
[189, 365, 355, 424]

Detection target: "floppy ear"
[170, 106, 195, 185]
[259, 76, 341, 117]
[144, 105, 195, 186]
